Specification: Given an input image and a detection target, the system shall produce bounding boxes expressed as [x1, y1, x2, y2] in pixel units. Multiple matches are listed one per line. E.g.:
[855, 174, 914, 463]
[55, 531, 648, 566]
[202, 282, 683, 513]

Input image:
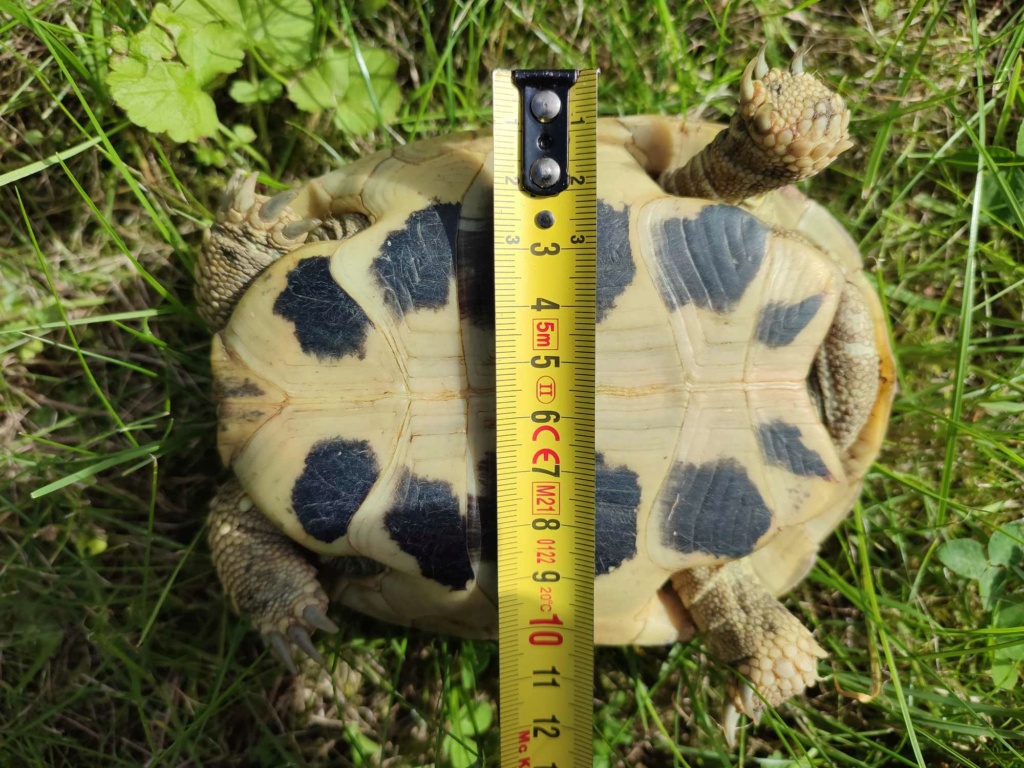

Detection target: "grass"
[2, 0, 1023, 765]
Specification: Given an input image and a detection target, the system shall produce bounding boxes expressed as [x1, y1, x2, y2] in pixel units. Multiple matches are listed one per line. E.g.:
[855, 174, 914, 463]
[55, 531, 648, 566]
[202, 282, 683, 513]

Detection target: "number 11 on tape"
[493, 68, 598, 768]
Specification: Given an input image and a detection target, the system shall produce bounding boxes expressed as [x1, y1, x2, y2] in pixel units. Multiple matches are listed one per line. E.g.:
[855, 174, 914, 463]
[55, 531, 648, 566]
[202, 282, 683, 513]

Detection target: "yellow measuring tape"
[493, 68, 598, 768]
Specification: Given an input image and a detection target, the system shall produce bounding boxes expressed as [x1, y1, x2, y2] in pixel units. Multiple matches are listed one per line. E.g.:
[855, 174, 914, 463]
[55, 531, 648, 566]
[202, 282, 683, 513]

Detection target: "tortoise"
[196, 46, 896, 738]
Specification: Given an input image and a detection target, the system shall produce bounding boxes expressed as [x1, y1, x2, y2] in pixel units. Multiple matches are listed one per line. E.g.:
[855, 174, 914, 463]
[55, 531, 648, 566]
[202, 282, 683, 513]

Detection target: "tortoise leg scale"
[660, 45, 853, 204]
[195, 172, 316, 330]
[671, 559, 827, 745]
[194, 171, 367, 330]
[208, 479, 338, 673]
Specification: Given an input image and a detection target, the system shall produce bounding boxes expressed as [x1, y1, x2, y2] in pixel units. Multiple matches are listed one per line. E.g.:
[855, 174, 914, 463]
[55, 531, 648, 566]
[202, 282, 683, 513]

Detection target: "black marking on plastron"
[594, 453, 641, 576]
[374, 202, 459, 317]
[456, 200, 495, 329]
[756, 294, 824, 347]
[467, 451, 498, 563]
[273, 257, 373, 360]
[384, 469, 474, 590]
[660, 459, 772, 558]
[215, 378, 265, 399]
[291, 438, 380, 543]
[654, 205, 768, 314]
[758, 421, 832, 480]
[596, 201, 636, 323]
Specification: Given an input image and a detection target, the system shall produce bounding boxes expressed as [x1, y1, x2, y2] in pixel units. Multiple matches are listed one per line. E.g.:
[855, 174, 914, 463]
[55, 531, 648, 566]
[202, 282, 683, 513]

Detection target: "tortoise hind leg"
[208, 479, 339, 673]
[660, 46, 853, 204]
[671, 559, 826, 745]
[195, 172, 368, 329]
[814, 276, 884, 458]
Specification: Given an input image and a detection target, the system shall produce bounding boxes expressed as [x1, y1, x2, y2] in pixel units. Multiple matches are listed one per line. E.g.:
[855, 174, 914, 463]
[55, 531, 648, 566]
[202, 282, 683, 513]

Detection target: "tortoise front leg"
[195, 172, 368, 329]
[661, 46, 853, 204]
[671, 559, 827, 744]
[208, 479, 339, 672]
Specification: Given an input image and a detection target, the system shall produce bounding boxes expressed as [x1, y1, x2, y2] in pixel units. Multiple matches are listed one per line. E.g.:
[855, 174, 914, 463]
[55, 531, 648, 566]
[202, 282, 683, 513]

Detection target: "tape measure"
[493, 68, 598, 768]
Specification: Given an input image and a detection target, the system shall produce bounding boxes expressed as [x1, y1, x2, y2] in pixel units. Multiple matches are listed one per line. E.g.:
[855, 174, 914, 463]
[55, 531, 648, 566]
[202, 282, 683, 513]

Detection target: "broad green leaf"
[993, 601, 1024, 663]
[231, 124, 257, 143]
[177, 21, 245, 86]
[110, 31, 130, 56]
[991, 657, 1018, 690]
[455, 700, 493, 734]
[979, 566, 1007, 611]
[442, 700, 492, 768]
[108, 55, 219, 142]
[458, 642, 493, 691]
[287, 48, 349, 112]
[994, 642, 1024, 662]
[173, 0, 314, 71]
[131, 7, 177, 60]
[980, 166, 1024, 225]
[332, 47, 401, 134]
[994, 603, 1024, 631]
[989, 523, 1024, 567]
[241, 0, 315, 70]
[936, 538, 988, 580]
[444, 735, 479, 768]
[229, 77, 283, 103]
[171, 0, 245, 29]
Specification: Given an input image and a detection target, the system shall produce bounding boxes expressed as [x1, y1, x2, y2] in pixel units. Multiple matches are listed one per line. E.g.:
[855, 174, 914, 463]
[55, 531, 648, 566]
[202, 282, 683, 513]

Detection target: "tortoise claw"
[738, 680, 763, 724]
[260, 189, 299, 222]
[303, 604, 340, 634]
[288, 626, 326, 667]
[282, 218, 323, 240]
[218, 170, 246, 212]
[236, 172, 259, 213]
[790, 48, 806, 75]
[721, 679, 765, 746]
[723, 702, 741, 748]
[754, 42, 769, 79]
[267, 631, 299, 675]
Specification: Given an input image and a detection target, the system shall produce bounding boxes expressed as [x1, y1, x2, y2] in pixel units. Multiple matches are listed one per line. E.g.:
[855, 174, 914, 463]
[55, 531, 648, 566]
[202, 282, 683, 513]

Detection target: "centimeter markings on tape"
[494, 68, 598, 768]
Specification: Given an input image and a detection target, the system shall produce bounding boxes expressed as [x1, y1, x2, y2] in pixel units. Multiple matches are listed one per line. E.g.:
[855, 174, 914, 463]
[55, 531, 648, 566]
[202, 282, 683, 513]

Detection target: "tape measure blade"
[494, 68, 597, 768]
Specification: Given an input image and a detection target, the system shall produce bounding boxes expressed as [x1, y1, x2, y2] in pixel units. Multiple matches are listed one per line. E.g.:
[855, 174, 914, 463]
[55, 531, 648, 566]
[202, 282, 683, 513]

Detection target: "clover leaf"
[938, 527, 1024, 689]
[936, 538, 987, 580]
[442, 700, 493, 768]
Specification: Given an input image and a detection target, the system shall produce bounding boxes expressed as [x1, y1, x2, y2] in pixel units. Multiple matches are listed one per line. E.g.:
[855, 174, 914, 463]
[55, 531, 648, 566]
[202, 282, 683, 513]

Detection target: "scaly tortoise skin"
[197, 48, 896, 740]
